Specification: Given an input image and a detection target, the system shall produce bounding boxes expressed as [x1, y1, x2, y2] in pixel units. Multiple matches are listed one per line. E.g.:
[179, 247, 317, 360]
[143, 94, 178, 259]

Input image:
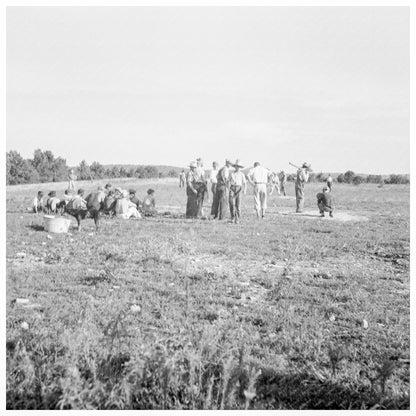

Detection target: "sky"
[6, 6, 410, 174]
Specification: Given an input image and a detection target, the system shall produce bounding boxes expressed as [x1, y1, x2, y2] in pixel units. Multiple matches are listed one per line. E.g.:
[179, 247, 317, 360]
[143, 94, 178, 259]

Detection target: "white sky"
[6, 6, 410, 174]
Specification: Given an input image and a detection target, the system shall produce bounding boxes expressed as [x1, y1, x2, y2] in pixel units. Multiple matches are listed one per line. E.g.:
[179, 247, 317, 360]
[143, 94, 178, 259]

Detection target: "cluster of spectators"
[31, 183, 157, 230]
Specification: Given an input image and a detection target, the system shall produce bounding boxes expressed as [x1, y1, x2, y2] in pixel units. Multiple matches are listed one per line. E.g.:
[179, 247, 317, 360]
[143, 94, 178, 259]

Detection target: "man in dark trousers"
[295, 162, 311, 213]
[316, 186, 334, 217]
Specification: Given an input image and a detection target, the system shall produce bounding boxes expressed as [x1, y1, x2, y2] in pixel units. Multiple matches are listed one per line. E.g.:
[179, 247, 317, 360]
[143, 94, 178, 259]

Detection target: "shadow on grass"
[254, 369, 409, 410]
[27, 224, 45, 232]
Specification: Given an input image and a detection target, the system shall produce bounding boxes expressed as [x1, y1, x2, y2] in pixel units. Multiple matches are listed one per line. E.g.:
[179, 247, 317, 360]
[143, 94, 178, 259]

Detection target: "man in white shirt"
[209, 161, 219, 202]
[229, 160, 247, 223]
[195, 158, 208, 216]
[247, 162, 272, 219]
[295, 162, 311, 213]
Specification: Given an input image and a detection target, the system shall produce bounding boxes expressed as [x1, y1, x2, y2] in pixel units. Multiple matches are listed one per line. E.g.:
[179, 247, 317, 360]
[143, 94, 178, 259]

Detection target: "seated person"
[32, 191, 45, 213]
[142, 188, 157, 216]
[46, 191, 62, 214]
[85, 186, 106, 211]
[115, 190, 141, 219]
[316, 186, 334, 217]
[103, 191, 117, 216]
[129, 189, 142, 210]
[104, 183, 112, 193]
[65, 189, 89, 230]
[63, 189, 74, 205]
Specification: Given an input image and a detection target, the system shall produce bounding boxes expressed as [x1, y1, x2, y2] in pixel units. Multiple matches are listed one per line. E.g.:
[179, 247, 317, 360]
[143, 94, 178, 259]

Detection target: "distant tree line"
[286, 170, 409, 185]
[6, 149, 179, 185]
[6, 149, 410, 186]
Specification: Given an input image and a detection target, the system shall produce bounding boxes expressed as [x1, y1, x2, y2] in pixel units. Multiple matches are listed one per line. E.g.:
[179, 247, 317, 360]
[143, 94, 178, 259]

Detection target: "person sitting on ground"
[46, 191, 62, 214]
[316, 186, 334, 218]
[129, 189, 142, 211]
[115, 190, 142, 219]
[32, 191, 45, 213]
[103, 189, 116, 216]
[114, 187, 123, 199]
[83, 186, 106, 230]
[65, 189, 88, 230]
[63, 189, 74, 206]
[104, 183, 112, 193]
[142, 188, 157, 217]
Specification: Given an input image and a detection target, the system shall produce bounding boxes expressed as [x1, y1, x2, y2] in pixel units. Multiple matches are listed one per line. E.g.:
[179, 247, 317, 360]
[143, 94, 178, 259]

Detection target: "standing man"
[229, 160, 247, 223]
[68, 169, 77, 191]
[209, 161, 219, 203]
[195, 158, 207, 216]
[326, 174, 333, 191]
[247, 162, 272, 219]
[269, 172, 281, 196]
[212, 159, 233, 220]
[279, 170, 287, 196]
[295, 162, 311, 213]
[179, 170, 186, 188]
[186, 161, 199, 218]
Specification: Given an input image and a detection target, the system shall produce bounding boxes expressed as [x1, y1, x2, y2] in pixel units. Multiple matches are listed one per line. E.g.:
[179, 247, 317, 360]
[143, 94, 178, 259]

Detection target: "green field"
[6, 179, 410, 409]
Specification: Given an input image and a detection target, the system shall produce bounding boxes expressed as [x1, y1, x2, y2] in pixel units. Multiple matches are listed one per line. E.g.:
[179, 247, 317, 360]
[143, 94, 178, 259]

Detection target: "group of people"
[30, 162, 335, 231]
[182, 158, 334, 222]
[31, 184, 157, 230]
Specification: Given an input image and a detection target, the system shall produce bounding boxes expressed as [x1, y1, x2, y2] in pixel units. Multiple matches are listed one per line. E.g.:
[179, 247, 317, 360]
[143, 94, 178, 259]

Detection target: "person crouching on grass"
[229, 160, 247, 224]
[32, 191, 45, 213]
[316, 186, 334, 218]
[46, 191, 62, 214]
[65, 189, 88, 231]
[142, 189, 157, 217]
[115, 190, 142, 219]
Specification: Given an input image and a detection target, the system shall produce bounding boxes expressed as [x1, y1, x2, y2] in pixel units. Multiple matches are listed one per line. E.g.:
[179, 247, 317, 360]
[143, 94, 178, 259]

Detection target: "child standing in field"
[142, 189, 157, 217]
[68, 169, 77, 191]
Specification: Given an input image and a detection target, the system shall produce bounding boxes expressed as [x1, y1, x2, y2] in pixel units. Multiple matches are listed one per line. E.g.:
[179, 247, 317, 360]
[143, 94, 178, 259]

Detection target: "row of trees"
[285, 170, 409, 186]
[6, 149, 410, 186]
[6, 149, 178, 185]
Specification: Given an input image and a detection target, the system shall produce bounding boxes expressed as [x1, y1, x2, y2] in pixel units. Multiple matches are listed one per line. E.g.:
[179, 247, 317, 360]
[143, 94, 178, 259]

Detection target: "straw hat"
[233, 159, 244, 168]
[302, 162, 311, 169]
[189, 161, 197, 168]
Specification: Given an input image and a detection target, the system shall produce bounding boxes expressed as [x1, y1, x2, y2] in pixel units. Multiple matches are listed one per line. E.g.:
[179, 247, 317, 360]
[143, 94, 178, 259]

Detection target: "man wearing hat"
[212, 159, 233, 220]
[247, 162, 272, 219]
[316, 186, 334, 217]
[186, 161, 199, 218]
[195, 158, 208, 216]
[229, 160, 247, 223]
[209, 161, 219, 200]
[295, 162, 311, 213]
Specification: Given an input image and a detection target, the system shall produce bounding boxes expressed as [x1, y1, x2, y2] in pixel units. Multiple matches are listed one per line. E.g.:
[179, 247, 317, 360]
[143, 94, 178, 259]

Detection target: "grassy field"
[6, 178, 410, 409]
